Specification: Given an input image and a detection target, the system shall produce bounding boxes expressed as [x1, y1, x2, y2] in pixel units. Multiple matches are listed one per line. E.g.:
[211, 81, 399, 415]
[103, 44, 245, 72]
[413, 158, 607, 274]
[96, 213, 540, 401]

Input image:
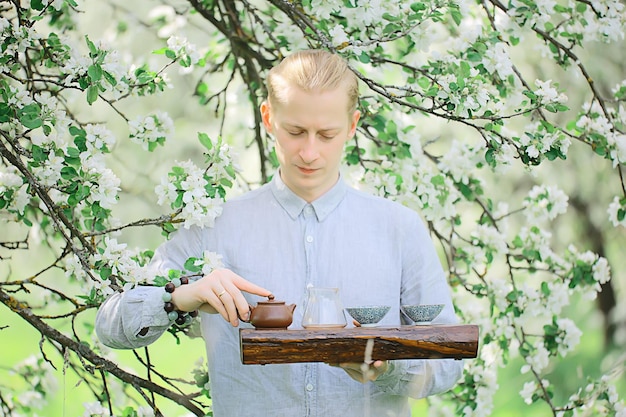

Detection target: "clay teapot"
[246, 294, 296, 329]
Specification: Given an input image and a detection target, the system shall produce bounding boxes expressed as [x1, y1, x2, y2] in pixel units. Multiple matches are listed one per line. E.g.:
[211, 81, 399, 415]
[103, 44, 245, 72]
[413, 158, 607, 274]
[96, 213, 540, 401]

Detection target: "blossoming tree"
[1, 0, 625, 416]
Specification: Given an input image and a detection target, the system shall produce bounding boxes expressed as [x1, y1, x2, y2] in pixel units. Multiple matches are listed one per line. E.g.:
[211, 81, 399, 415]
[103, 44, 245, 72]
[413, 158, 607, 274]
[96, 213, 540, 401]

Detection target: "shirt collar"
[270, 170, 347, 222]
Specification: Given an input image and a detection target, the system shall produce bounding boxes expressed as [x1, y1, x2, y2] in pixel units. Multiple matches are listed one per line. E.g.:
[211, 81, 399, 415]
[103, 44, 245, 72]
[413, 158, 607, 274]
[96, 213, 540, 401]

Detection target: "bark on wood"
[240, 324, 479, 365]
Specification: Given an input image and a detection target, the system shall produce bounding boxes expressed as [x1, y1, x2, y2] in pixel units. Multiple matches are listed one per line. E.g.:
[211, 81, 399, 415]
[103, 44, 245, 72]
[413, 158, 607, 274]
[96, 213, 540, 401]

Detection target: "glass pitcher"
[301, 287, 347, 329]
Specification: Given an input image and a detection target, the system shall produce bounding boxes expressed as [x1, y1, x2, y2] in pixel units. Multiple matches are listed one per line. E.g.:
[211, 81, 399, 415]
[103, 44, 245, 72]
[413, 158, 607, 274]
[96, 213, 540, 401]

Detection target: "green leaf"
[0, 103, 11, 123]
[85, 35, 98, 56]
[86, 85, 99, 105]
[383, 23, 402, 34]
[61, 166, 78, 180]
[183, 258, 201, 272]
[69, 126, 86, 137]
[410, 2, 426, 12]
[19, 114, 43, 129]
[103, 71, 117, 86]
[171, 166, 185, 175]
[460, 60, 471, 78]
[485, 148, 496, 167]
[165, 49, 177, 60]
[168, 269, 182, 279]
[425, 86, 439, 97]
[450, 9, 462, 26]
[197, 82, 208, 95]
[31, 0, 45, 11]
[153, 275, 169, 287]
[417, 77, 430, 89]
[431, 175, 445, 186]
[31, 145, 48, 162]
[224, 164, 236, 179]
[18, 103, 42, 129]
[88, 64, 103, 82]
[198, 132, 213, 151]
[382, 12, 401, 22]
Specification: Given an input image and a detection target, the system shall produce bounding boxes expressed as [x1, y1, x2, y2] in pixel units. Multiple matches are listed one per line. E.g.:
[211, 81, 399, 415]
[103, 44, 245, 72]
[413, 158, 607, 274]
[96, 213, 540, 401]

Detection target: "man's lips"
[297, 166, 318, 174]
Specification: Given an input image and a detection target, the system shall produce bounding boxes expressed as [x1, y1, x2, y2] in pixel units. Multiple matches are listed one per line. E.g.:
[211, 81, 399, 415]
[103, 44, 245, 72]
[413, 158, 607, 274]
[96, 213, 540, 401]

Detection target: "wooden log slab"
[240, 324, 479, 365]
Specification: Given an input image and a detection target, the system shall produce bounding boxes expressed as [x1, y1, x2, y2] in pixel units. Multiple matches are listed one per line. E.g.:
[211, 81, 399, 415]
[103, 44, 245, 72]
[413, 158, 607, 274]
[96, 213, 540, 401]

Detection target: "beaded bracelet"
[162, 276, 199, 327]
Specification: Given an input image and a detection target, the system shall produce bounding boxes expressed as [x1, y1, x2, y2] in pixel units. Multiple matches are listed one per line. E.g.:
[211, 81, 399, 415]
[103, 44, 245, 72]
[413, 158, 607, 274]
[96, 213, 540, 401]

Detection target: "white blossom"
[85, 124, 116, 152]
[167, 35, 200, 66]
[482, 42, 514, 79]
[534, 79, 567, 104]
[607, 196, 626, 227]
[149, 6, 188, 39]
[523, 184, 568, 223]
[82, 401, 111, 417]
[155, 160, 225, 229]
[521, 340, 550, 374]
[555, 318, 582, 355]
[32, 155, 64, 187]
[195, 250, 225, 275]
[65, 254, 88, 280]
[329, 24, 350, 46]
[129, 112, 175, 151]
[437, 141, 483, 185]
[520, 380, 537, 404]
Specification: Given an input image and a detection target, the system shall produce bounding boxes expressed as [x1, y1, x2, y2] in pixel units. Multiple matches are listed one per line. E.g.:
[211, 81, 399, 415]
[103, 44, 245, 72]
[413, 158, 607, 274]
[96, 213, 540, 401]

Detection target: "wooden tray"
[240, 324, 479, 365]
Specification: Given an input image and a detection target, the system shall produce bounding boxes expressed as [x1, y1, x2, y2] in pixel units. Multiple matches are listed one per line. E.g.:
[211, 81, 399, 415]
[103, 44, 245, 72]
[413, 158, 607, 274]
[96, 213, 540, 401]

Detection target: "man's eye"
[288, 131, 303, 136]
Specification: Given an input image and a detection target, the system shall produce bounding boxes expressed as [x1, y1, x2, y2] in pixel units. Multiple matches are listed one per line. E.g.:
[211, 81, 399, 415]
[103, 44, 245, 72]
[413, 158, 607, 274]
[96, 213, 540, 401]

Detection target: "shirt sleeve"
[95, 226, 204, 350]
[95, 286, 171, 350]
[372, 208, 464, 397]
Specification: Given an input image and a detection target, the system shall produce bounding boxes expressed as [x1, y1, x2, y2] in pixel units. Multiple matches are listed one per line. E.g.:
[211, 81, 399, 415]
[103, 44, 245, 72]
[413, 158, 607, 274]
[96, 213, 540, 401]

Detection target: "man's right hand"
[171, 269, 272, 327]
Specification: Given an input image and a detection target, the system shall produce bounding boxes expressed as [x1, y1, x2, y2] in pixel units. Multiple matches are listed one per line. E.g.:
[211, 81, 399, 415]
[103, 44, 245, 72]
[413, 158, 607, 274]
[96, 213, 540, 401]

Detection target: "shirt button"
[306, 383, 314, 391]
[306, 235, 313, 243]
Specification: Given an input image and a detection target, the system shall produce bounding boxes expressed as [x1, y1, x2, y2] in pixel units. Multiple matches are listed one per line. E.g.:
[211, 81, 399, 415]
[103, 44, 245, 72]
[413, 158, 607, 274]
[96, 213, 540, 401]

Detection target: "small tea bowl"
[401, 304, 444, 324]
[345, 305, 391, 327]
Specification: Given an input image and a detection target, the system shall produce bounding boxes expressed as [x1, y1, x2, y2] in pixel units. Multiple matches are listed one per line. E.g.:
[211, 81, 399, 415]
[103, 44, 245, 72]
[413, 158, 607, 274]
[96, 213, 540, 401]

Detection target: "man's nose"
[299, 135, 320, 164]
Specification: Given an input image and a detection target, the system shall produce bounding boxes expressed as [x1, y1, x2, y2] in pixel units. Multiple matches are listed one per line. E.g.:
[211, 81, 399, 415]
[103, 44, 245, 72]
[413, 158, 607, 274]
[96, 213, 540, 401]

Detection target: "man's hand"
[335, 360, 389, 383]
[171, 269, 272, 326]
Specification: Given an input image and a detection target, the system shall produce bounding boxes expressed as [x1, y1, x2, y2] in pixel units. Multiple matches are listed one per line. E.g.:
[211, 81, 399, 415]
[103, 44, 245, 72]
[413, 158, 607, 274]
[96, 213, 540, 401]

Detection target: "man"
[96, 49, 463, 416]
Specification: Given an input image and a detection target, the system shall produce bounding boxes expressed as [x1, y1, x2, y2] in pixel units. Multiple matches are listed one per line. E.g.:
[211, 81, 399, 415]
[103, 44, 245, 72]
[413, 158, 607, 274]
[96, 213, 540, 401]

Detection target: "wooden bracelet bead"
[162, 277, 198, 327]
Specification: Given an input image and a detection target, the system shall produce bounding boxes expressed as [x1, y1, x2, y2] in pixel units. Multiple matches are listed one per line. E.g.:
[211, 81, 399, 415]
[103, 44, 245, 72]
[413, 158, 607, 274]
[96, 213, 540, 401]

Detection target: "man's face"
[261, 86, 360, 202]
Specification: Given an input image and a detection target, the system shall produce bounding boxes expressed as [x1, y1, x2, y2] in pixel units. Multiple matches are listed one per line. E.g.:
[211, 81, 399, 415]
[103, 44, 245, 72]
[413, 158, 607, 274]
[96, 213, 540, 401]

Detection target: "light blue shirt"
[96, 173, 463, 417]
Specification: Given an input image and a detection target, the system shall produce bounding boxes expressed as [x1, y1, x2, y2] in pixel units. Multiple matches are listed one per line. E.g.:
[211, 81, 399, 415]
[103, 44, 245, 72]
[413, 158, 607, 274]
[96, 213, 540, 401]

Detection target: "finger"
[231, 274, 273, 297]
[198, 303, 219, 314]
[342, 367, 366, 383]
[339, 362, 381, 382]
[216, 291, 242, 326]
[219, 282, 252, 324]
[193, 281, 235, 325]
[338, 363, 361, 372]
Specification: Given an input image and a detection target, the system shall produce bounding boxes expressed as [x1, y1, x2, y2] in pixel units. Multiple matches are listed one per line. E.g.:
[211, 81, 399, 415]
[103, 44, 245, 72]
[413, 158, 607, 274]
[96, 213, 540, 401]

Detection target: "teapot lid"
[257, 294, 284, 304]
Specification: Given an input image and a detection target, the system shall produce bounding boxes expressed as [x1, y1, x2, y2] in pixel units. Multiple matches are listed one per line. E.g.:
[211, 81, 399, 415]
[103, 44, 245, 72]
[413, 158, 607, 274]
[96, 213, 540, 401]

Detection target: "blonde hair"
[266, 50, 359, 113]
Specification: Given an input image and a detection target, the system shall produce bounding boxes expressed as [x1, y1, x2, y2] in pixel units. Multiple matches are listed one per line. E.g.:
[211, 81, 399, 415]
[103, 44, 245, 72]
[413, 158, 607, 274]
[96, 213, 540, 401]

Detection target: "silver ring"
[217, 290, 227, 298]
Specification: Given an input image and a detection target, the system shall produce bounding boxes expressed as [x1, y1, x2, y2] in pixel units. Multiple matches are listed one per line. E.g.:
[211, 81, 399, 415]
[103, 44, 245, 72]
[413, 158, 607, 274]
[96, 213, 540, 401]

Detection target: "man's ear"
[348, 110, 361, 138]
[261, 101, 272, 133]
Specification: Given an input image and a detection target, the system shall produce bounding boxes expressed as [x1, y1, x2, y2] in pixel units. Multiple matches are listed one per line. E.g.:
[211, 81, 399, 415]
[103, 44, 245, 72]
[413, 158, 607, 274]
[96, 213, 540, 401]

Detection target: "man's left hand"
[334, 360, 389, 383]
